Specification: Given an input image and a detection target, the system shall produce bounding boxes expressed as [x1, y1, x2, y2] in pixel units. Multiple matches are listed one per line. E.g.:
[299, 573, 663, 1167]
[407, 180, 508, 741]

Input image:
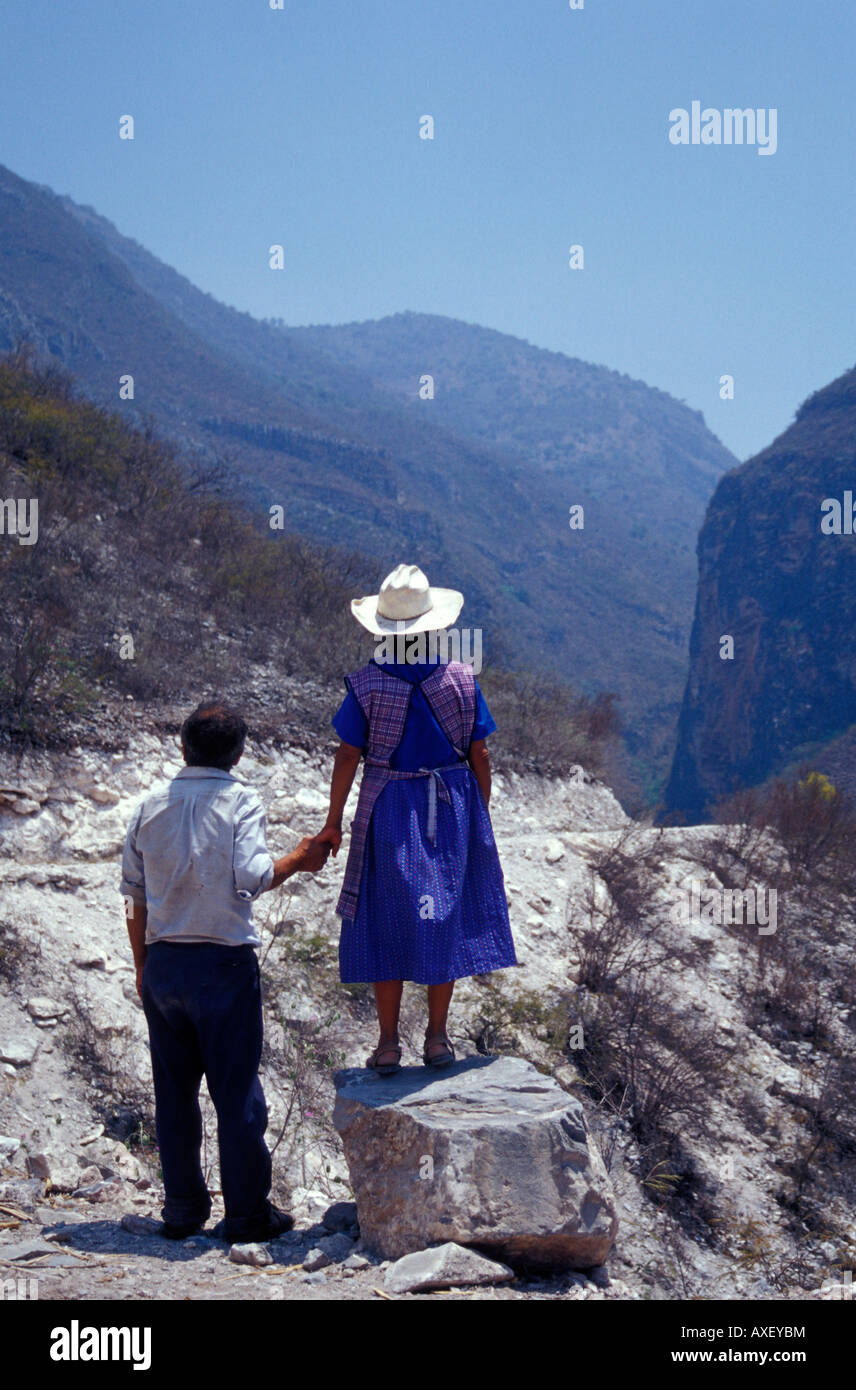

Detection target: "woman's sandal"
[366, 1042, 402, 1076]
[422, 1034, 456, 1069]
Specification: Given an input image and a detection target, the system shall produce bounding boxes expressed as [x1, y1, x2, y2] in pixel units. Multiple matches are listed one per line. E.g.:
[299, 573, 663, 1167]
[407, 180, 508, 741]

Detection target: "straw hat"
[350, 564, 464, 636]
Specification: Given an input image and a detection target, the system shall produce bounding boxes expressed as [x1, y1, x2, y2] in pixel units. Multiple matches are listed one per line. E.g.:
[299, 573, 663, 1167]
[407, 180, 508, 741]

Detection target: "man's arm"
[124, 897, 147, 1000]
[120, 809, 148, 998]
[234, 788, 329, 896]
[266, 836, 330, 890]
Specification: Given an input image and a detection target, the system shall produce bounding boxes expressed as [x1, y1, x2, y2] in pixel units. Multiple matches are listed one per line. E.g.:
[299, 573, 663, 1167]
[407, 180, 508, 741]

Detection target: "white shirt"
[119, 766, 274, 946]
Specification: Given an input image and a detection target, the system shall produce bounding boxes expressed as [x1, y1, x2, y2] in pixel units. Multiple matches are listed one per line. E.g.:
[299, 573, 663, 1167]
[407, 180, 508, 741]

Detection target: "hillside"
[0, 161, 739, 803]
[1, 719, 855, 1300]
[662, 362, 856, 822]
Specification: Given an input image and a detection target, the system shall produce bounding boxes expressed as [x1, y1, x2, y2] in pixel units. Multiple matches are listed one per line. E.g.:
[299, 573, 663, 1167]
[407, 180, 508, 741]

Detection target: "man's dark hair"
[181, 701, 247, 771]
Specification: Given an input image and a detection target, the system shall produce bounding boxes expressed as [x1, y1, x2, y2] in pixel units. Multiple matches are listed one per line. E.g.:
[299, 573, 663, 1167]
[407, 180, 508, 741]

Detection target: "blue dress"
[333, 661, 518, 985]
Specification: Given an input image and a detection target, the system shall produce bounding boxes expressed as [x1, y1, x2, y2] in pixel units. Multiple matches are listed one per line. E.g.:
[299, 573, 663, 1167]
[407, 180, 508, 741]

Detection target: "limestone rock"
[316, 1232, 355, 1262]
[72, 1178, 123, 1202]
[26, 1150, 84, 1192]
[544, 837, 566, 864]
[0, 1136, 21, 1161]
[322, 1200, 359, 1234]
[0, 1179, 44, 1211]
[302, 1246, 331, 1271]
[229, 1242, 274, 1267]
[334, 1055, 618, 1268]
[384, 1242, 514, 1294]
[0, 1036, 39, 1068]
[120, 1214, 162, 1237]
[0, 1237, 57, 1262]
[73, 948, 107, 970]
[26, 996, 68, 1020]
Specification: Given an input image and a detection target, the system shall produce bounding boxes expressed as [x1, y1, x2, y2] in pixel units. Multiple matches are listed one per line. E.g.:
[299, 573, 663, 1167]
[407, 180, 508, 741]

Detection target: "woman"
[316, 564, 517, 1073]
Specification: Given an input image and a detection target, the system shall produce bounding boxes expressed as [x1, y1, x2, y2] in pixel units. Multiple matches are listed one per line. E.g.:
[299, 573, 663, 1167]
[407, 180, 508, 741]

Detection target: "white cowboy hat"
[350, 564, 464, 636]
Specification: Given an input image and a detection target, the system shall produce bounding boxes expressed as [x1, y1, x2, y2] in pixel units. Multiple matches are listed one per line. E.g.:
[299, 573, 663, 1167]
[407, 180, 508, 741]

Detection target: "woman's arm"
[468, 737, 491, 807]
[316, 740, 363, 854]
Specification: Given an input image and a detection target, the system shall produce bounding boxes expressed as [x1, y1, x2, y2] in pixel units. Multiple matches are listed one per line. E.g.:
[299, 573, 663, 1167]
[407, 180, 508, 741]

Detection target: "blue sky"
[2, 0, 854, 461]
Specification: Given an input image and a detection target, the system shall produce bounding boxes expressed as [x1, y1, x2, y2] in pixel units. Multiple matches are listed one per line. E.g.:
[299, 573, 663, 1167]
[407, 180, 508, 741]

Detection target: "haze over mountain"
[0, 160, 739, 801]
[662, 362, 856, 822]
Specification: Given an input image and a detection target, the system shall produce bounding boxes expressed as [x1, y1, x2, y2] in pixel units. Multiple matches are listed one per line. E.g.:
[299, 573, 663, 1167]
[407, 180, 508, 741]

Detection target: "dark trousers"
[141, 941, 273, 1241]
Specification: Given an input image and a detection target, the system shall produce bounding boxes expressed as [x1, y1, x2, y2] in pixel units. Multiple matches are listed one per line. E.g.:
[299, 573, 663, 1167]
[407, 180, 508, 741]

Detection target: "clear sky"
[2, 0, 854, 461]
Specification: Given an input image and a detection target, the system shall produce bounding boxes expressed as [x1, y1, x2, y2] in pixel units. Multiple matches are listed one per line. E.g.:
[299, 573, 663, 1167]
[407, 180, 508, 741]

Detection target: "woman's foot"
[366, 1038, 402, 1075]
[422, 1033, 455, 1068]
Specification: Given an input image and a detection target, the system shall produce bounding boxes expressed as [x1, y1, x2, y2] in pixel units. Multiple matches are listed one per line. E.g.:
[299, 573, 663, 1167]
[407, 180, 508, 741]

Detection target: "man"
[120, 700, 329, 1243]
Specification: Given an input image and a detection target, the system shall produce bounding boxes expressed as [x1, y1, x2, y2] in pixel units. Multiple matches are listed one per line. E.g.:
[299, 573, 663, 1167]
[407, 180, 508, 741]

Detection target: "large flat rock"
[333, 1055, 618, 1267]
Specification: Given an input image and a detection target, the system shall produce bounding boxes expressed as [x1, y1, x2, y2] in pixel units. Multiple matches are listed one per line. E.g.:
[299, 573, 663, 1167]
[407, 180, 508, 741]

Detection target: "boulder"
[384, 1242, 514, 1294]
[333, 1055, 618, 1268]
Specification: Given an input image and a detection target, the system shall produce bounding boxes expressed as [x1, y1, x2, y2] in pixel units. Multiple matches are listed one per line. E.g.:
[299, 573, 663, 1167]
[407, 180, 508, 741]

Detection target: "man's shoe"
[160, 1219, 207, 1241]
[223, 1203, 295, 1245]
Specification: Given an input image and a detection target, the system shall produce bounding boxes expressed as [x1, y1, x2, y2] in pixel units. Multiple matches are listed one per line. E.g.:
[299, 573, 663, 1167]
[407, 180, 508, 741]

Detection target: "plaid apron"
[335, 661, 477, 920]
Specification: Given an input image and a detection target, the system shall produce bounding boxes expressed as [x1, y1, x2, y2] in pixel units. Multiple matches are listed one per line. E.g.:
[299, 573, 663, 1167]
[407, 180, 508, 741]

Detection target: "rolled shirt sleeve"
[119, 805, 147, 905]
[232, 790, 275, 901]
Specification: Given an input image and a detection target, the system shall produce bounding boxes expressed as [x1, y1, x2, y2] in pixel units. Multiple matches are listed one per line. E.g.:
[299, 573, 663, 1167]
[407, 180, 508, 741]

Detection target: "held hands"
[294, 834, 332, 873]
[315, 823, 342, 857]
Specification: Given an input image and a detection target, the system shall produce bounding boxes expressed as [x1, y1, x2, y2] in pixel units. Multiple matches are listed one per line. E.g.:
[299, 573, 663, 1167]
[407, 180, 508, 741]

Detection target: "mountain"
[662, 363, 856, 822]
[0, 161, 738, 802]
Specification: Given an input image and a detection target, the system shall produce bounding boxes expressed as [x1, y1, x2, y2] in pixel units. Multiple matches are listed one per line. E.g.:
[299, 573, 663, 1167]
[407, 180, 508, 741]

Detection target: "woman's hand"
[294, 835, 331, 872]
[316, 823, 343, 856]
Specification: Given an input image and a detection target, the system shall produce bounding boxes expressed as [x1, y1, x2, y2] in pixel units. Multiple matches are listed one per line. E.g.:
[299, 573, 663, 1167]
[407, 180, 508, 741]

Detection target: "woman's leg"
[425, 980, 455, 1058]
[373, 980, 404, 1060]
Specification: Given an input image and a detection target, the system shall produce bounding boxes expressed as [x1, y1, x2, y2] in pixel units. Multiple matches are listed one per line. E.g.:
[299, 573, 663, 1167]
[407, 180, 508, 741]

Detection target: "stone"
[229, 1242, 274, 1267]
[322, 1200, 359, 1234]
[278, 989, 320, 1027]
[302, 1246, 331, 1271]
[26, 1150, 84, 1192]
[26, 997, 67, 1020]
[333, 1055, 618, 1268]
[384, 1242, 515, 1294]
[111, 1143, 144, 1182]
[343, 1252, 370, 1270]
[119, 1214, 162, 1237]
[316, 1232, 355, 1262]
[76, 1164, 103, 1187]
[0, 1036, 39, 1068]
[0, 1136, 21, 1161]
[544, 837, 566, 864]
[72, 1178, 123, 1202]
[0, 1237, 56, 1262]
[288, 1187, 329, 1223]
[302, 1270, 326, 1285]
[0, 1179, 44, 1211]
[293, 787, 329, 814]
[73, 949, 107, 970]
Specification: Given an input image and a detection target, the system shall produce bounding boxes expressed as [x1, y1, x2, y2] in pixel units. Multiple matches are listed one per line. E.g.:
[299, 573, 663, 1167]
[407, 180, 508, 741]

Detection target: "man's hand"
[315, 823, 342, 857]
[136, 963, 145, 1000]
[293, 834, 331, 873]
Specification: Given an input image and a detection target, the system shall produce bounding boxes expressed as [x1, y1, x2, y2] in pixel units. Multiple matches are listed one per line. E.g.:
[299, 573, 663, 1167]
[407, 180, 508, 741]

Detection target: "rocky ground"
[1, 706, 854, 1301]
